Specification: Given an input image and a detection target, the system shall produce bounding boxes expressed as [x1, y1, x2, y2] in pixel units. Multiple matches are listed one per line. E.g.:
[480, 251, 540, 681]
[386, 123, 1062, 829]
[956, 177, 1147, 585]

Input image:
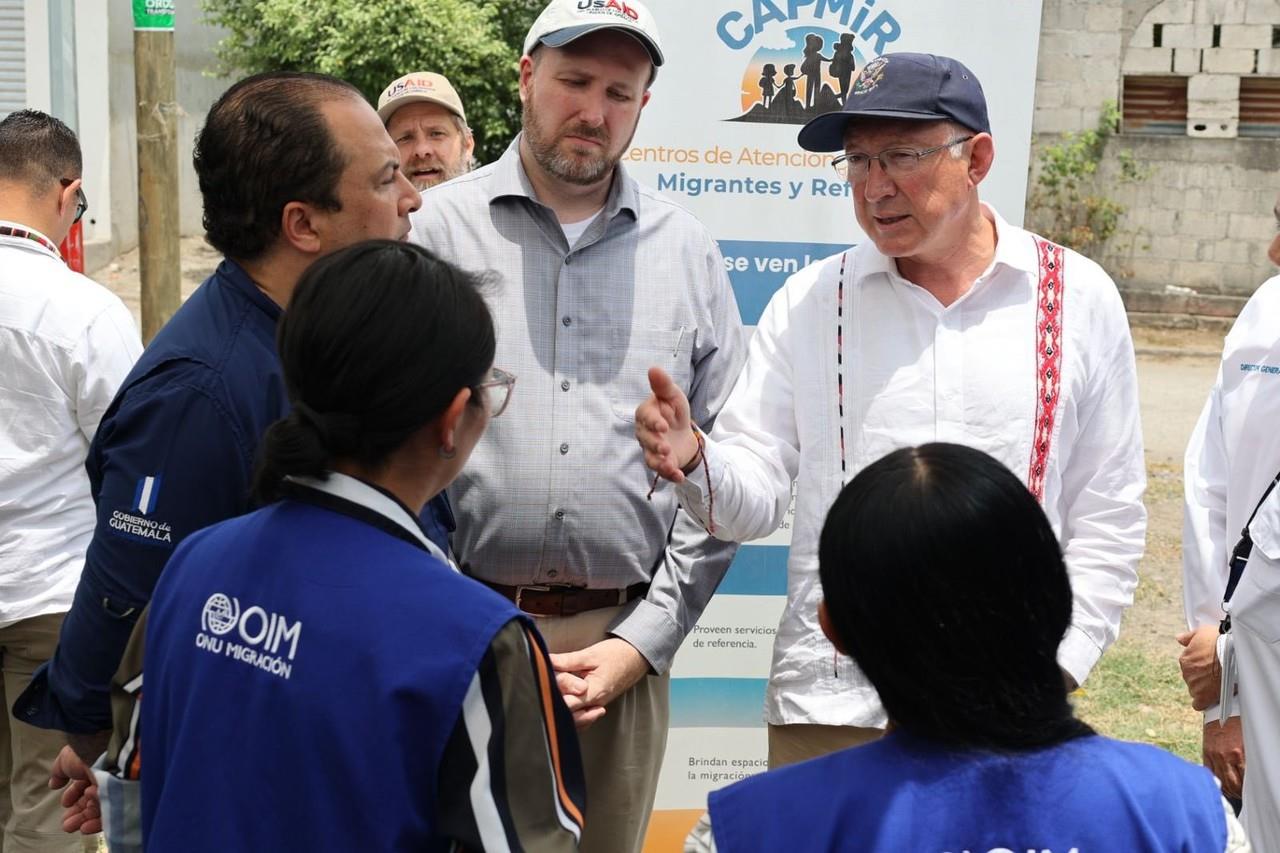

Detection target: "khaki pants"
[533, 605, 669, 853]
[0, 613, 85, 853]
[767, 722, 883, 769]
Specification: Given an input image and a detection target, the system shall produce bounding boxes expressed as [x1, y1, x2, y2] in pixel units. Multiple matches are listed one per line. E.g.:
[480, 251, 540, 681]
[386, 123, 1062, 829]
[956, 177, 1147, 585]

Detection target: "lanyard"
[1221, 467, 1280, 632]
[0, 225, 60, 258]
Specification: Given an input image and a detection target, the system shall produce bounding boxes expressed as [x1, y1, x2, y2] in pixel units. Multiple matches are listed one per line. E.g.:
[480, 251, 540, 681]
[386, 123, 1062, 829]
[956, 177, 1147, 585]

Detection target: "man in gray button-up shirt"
[410, 0, 745, 849]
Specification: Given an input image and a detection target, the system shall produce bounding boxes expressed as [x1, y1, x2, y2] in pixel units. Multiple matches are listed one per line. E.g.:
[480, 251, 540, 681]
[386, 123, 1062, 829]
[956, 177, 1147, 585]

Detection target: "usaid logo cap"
[523, 0, 665, 69]
[377, 71, 467, 124]
[797, 52, 991, 153]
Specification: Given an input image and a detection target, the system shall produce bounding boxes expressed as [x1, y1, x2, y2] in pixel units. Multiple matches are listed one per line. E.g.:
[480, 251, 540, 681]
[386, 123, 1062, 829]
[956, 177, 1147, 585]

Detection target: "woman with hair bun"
[690, 444, 1248, 852]
[140, 240, 586, 852]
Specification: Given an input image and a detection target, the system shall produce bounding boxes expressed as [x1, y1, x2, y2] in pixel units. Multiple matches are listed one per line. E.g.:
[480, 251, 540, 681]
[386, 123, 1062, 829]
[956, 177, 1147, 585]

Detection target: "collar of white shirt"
[850, 203, 1041, 297]
[486, 135, 640, 224]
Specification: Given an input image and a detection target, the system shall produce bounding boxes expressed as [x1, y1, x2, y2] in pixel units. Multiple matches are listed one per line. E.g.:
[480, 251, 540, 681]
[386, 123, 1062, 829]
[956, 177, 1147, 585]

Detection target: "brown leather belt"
[482, 581, 649, 617]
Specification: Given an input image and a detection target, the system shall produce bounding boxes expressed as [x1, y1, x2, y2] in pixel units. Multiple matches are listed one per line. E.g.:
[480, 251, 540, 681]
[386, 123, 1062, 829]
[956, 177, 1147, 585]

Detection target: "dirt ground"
[1129, 346, 1221, 653]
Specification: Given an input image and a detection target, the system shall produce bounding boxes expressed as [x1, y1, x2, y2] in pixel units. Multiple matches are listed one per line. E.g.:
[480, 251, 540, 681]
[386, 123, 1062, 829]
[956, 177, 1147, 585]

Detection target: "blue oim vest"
[142, 497, 523, 851]
[709, 731, 1225, 853]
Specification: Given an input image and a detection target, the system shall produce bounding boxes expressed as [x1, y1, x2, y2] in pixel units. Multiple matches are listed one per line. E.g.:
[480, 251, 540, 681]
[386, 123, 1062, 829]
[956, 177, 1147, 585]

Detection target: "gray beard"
[410, 160, 469, 191]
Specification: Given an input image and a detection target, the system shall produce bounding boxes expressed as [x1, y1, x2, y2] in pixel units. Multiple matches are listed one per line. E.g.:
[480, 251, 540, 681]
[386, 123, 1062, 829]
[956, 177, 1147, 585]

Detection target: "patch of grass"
[1071, 642, 1201, 762]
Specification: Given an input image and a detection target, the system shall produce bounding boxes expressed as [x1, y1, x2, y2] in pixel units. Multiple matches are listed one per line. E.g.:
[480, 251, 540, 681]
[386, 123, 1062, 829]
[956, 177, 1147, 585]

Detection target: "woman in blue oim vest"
[688, 443, 1249, 853]
[141, 241, 586, 851]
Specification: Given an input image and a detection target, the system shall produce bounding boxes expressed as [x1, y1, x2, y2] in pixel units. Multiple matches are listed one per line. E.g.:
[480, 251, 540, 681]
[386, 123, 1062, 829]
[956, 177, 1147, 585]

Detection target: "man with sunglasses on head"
[0, 109, 141, 851]
[638, 53, 1146, 768]
[13, 74, 434, 850]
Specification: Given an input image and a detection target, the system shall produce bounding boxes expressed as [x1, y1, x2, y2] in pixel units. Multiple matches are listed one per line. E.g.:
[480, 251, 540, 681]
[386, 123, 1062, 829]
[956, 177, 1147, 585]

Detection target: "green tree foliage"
[1027, 102, 1148, 259]
[201, 0, 546, 164]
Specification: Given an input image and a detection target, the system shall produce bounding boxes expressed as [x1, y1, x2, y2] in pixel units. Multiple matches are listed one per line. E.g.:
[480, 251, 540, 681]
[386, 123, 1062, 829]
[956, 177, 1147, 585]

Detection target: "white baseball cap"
[523, 0, 664, 68]
[377, 72, 467, 124]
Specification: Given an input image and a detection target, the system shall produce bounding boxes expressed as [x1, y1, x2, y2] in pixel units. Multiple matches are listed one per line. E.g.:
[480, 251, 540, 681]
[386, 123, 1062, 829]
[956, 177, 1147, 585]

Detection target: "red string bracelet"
[647, 426, 714, 535]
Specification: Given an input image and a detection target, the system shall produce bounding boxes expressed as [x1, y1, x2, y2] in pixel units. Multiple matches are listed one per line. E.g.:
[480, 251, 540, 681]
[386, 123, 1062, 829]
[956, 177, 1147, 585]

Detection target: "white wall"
[104, 0, 227, 267]
[24, 0, 223, 267]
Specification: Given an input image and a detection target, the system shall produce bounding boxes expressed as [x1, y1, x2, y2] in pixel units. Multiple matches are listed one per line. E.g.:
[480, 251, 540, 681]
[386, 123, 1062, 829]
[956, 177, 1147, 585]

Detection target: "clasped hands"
[551, 637, 650, 729]
[546, 369, 697, 728]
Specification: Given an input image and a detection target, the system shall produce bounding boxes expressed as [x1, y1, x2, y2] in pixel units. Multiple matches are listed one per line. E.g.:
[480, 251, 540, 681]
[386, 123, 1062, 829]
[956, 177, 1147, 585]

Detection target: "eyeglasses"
[60, 179, 88, 224]
[475, 367, 516, 418]
[831, 136, 974, 181]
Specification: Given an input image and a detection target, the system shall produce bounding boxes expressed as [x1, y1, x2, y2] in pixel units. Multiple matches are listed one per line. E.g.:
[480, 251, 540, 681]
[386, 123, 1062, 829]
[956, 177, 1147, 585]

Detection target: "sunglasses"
[59, 179, 89, 224]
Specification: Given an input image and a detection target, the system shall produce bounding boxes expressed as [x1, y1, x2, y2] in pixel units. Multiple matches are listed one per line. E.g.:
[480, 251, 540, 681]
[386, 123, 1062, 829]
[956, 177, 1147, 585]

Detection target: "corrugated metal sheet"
[1240, 77, 1280, 138]
[1122, 76, 1188, 136]
[0, 0, 24, 118]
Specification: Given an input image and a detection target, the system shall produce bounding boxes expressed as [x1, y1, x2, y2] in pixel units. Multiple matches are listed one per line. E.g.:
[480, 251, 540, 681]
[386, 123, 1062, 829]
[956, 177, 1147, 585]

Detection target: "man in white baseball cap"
[410, 1, 746, 852]
[378, 71, 475, 191]
[523, 0, 665, 72]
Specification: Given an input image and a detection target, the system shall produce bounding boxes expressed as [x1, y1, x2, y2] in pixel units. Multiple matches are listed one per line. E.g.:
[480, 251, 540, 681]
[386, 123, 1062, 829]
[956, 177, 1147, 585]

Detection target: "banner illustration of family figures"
[732, 27, 878, 125]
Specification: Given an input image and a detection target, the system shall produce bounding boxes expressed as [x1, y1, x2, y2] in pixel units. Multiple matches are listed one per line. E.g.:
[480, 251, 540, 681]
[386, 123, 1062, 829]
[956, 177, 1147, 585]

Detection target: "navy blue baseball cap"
[797, 53, 991, 152]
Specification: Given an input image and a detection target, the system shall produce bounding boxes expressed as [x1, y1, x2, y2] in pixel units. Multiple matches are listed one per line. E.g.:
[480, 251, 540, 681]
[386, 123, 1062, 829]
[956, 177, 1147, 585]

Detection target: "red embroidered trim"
[1028, 237, 1065, 502]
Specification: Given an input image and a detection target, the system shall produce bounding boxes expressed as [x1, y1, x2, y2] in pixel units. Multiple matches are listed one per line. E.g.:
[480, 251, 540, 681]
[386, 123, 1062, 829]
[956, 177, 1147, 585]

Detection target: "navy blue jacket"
[14, 260, 454, 732]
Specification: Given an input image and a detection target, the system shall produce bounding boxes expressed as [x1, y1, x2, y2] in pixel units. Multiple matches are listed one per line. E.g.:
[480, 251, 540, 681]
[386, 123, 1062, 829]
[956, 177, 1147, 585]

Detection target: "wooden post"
[132, 0, 180, 341]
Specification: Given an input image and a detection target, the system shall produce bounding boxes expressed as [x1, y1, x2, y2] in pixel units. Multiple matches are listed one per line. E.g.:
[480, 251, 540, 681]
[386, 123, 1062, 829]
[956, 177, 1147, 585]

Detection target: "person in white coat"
[1182, 193, 1280, 849]
[636, 53, 1147, 767]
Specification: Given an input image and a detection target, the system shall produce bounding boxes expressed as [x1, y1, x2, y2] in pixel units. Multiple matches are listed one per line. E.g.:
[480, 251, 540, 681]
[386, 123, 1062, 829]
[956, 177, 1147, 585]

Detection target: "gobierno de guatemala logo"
[714, 0, 904, 126]
[108, 475, 173, 544]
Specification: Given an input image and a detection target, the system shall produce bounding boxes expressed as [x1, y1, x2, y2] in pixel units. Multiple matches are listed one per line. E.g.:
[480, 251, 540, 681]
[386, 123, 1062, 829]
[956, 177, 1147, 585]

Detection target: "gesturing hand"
[635, 367, 699, 483]
[550, 638, 650, 730]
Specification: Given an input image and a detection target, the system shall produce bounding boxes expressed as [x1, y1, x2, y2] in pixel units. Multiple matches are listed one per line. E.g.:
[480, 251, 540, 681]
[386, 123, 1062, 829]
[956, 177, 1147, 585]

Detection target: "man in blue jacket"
[22, 71, 431, 845]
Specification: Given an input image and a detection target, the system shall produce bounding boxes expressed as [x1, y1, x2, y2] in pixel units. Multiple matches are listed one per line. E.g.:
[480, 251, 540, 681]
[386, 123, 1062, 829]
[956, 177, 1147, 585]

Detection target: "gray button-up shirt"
[411, 138, 746, 672]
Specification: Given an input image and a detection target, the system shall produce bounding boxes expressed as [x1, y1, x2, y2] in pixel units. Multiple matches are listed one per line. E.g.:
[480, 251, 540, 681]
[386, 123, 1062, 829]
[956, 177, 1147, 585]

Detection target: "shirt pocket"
[1235, 493, 1280, 643]
[609, 326, 696, 423]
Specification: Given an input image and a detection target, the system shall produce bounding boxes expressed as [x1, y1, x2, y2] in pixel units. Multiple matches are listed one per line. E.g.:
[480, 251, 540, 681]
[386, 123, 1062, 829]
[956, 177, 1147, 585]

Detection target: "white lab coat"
[1185, 274, 1280, 850]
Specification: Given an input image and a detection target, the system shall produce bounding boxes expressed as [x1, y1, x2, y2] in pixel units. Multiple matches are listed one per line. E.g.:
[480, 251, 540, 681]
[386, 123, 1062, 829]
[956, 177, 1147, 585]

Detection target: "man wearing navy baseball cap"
[638, 50, 1146, 769]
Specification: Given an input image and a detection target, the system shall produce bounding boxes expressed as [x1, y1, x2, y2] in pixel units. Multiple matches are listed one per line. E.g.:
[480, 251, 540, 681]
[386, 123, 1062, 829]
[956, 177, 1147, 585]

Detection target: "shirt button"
[554, 509, 565, 520]
[564, 255, 572, 265]
[562, 315, 572, 327]
[561, 380, 570, 391]
[560, 442, 570, 455]
[548, 569, 559, 578]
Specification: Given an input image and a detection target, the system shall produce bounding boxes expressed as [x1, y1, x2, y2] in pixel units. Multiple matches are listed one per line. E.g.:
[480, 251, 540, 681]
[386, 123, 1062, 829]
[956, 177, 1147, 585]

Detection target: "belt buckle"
[514, 584, 553, 612]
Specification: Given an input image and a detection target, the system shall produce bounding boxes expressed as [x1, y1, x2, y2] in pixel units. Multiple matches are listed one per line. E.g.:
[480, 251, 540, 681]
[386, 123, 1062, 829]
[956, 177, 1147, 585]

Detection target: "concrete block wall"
[1034, 0, 1127, 133]
[1094, 136, 1280, 293]
[1029, 0, 1280, 304]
